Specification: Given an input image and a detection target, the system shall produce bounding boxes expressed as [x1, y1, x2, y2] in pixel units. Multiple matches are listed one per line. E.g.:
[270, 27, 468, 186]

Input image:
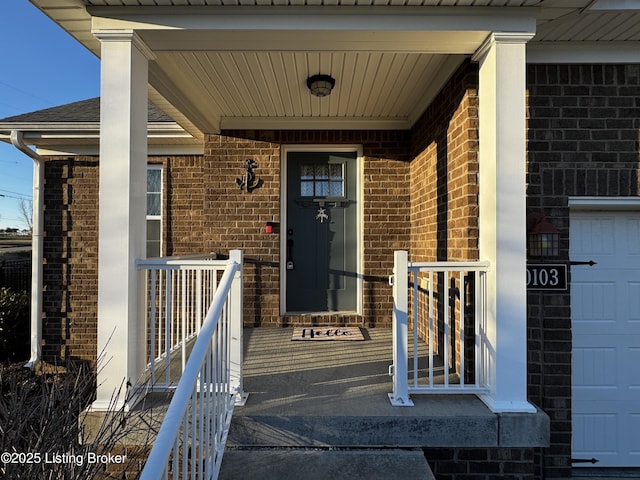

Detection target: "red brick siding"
[410, 60, 479, 263]
[203, 135, 282, 326]
[42, 157, 99, 363]
[162, 156, 206, 256]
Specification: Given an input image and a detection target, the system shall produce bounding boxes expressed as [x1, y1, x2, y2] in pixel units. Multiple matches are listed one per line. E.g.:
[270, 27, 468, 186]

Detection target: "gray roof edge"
[0, 97, 175, 124]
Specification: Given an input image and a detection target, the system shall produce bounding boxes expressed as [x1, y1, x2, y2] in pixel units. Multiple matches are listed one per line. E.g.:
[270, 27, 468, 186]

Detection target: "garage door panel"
[573, 407, 640, 460]
[573, 345, 617, 389]
[572, 281, 616, 326]
[572, 216, 615, 257]
[572, 412, 618, 457]
[626, 218, 640, 256]
[631, 415, 640, 457]
[571, 210, 640, 468]
[625, 347, 640, 389]
[628, 283, 640, 323]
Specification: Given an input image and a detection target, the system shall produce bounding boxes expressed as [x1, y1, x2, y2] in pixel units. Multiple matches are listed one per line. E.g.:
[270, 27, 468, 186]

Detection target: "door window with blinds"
[146, 166, 162, 257]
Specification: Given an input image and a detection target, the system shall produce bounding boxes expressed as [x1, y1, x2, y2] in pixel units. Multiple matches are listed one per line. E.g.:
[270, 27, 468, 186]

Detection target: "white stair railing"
[389, 250, 490, 406]
[140, 250, 247, 480]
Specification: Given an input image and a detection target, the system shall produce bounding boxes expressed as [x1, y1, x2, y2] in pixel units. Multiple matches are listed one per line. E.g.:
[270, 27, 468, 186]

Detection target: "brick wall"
[162, 156, 207, 255]
[202, 135, 282, 326]
[410, 60, 480, 263]
[424, 447, 535, 480]
[42, 157, 99, 363]
[526, 63, 640, 478]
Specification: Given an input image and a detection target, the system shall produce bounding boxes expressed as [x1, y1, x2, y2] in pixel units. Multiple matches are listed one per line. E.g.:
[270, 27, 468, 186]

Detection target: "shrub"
[0, 288, 30, 362]
[0, 361, 156, 479]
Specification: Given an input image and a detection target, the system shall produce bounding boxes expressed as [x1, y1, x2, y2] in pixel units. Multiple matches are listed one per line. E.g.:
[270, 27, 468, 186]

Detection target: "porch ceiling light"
[306, 74, 336, 97]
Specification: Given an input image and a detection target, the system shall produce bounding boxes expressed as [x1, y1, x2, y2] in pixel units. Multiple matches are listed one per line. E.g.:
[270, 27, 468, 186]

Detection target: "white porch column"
[93, 31, 154, 410]
[474, 33, 536, 413]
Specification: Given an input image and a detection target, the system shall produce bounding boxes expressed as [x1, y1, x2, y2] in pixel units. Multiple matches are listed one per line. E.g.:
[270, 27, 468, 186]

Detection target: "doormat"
[292, 326, 365, 341]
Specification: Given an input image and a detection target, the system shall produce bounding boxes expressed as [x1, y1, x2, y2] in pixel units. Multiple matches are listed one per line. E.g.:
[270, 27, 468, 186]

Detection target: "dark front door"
[285, 151, 358, 312]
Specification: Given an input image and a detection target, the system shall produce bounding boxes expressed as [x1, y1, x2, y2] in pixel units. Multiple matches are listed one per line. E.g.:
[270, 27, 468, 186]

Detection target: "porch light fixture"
[527, 212, 560, 258]
[306, 74, 336, 97]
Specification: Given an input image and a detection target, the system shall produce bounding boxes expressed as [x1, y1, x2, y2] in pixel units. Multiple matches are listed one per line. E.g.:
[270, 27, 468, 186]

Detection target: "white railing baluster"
[459, 270, 465, 389]
[444, 270, 450, 389]
[412, 270, 419, 389]
[149, 269, 157, 384]
[428, 270, 434, 388]
[390, 251, 490, 405]
[165, 270, 172, 386]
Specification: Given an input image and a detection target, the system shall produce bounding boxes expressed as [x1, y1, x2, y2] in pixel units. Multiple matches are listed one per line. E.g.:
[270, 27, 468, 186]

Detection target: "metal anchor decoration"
[236, 159, 264, 193]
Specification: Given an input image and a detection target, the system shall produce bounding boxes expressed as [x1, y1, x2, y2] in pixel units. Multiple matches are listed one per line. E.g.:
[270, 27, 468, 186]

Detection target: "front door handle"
[287, 238, 294, 270]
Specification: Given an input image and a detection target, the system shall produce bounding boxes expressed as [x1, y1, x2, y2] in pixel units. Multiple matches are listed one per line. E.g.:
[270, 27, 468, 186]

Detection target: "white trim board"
[527, 42, 640, 64]
[569, 196, 640, 211]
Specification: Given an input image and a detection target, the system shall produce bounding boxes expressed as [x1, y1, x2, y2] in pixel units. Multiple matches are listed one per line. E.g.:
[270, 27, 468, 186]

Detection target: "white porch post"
[229, 249, 248, 405]
[474, 33, 536, 413]
[389, 250, 413, 406]
[93, 31, 154, 410]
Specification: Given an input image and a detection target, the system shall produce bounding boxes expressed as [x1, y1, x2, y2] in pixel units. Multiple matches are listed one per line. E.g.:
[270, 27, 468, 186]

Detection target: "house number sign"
[526, 264, 567, 291]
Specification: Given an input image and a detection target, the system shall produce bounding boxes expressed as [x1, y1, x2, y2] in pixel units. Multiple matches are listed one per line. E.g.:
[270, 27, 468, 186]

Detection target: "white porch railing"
[389, 251, 491, 406]
[136, 253, 231, 390]
[140, 250, 247, 480]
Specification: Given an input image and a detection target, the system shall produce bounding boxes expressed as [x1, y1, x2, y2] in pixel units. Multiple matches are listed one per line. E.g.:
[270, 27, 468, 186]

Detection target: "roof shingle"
[0, 97, 173, 124]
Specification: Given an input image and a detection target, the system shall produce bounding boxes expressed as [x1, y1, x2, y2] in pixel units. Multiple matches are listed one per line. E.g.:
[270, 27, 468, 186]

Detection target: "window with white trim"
[147, 166, 162, 257]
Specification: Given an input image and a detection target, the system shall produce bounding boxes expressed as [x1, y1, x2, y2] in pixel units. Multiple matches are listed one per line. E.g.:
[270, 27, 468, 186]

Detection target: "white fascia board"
[0, 122, 190, 138]
[36, 145, 204, 156]
[0, 123, 100, 133]
[220, 116, 412, 131]
[527, 41, 640, 63]
[90, 6, 537, 36]
[1, 122, 197, 155]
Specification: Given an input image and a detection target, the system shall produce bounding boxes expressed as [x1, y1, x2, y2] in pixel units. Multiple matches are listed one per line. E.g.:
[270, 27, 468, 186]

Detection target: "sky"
[0, 0, 100, 230]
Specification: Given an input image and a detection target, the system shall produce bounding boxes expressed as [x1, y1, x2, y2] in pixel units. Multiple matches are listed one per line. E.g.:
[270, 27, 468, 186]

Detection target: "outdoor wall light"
[527, 212, 560, 258]
[306, 74, 336, 97]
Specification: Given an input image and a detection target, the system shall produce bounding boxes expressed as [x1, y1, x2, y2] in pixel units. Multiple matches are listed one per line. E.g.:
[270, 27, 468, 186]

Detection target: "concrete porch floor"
[218, 327, 548, 480]
[227, 327, 549, 448]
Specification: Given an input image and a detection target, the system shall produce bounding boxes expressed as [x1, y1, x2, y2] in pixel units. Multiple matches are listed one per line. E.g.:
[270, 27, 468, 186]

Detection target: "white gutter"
[10, 130, 43, 369]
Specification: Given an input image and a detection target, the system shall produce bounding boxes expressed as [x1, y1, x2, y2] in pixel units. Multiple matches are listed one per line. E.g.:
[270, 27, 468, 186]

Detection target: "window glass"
[146, 219, 161, 258]
[146, 167, 162, 257]
[299, 163, 344, 197]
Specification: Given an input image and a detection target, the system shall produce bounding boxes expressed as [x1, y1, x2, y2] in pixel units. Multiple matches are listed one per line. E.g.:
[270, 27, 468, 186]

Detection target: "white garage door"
[571, 210, 640, 467]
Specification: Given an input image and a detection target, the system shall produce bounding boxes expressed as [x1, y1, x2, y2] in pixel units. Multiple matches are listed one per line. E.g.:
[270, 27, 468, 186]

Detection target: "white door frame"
[280, 144, 364, 316]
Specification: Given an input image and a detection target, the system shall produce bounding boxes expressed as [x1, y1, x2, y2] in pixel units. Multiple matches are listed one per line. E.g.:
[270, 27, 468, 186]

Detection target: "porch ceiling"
[29, 0, 640, 137]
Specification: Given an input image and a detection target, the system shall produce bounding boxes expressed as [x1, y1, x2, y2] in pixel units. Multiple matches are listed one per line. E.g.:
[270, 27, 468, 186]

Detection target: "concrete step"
[218, 448, 435, 480]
